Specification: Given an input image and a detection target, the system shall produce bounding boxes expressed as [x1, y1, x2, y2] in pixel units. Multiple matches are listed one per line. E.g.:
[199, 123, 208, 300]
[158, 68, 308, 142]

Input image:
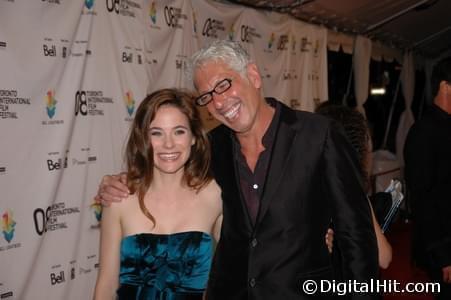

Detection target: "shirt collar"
[230, 98, 281, 149]
[431, 103, 451, 121]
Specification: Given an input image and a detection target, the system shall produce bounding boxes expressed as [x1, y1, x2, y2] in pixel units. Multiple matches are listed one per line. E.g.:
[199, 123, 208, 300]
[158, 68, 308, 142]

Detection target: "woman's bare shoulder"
[200, 179, 221, 198]
[198, 179, 222, 215]
[102, 193, 138, 214]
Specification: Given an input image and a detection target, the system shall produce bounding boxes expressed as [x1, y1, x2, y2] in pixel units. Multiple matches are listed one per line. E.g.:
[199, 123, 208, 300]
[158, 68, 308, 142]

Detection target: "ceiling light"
[371, 87, 386, 95]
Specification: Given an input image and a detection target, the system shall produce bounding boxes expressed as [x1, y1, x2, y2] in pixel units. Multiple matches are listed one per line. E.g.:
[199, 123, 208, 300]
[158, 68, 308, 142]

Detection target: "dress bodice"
[117, 231, 213, 300]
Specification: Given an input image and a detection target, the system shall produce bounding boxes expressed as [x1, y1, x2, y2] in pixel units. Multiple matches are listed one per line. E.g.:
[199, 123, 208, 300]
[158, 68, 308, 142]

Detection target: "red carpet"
[381, 220, 435, 300]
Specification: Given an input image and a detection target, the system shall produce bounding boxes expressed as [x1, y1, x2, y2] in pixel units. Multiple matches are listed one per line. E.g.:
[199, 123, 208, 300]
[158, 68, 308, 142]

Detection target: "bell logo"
[277, 35, 289, 50]
[122, 52, 133, 63]
[50, 271, 65, 285]
[47, 157, 68, 171]
[43, 44, 57, 57]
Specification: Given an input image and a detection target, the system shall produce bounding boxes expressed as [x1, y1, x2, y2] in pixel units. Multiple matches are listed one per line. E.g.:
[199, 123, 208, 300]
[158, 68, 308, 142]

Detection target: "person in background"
[93, 89, 222, 299]
[96, 40, 379, 299]
[404, 56, 451, 299]
[316, 103, 392, 269]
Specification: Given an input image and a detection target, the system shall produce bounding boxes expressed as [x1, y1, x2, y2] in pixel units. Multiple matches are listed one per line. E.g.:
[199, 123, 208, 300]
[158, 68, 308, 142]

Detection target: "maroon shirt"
[231, 99, 281, 225]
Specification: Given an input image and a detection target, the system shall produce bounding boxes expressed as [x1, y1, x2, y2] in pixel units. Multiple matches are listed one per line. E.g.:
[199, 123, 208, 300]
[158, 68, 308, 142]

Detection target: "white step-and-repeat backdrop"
[0, 0, 328, 299]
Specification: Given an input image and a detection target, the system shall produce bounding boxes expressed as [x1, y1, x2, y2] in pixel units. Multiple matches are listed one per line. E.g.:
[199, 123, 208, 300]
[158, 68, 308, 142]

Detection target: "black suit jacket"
[207, 100, 379, 300]
[404, 105, 451, 271]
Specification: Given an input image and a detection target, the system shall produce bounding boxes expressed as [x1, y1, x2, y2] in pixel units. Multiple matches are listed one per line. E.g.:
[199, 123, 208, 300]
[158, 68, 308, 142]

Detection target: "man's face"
[194, 60, 262, 134]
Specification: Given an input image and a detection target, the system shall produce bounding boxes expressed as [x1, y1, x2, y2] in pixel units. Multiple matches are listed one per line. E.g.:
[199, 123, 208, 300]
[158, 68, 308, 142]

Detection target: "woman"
[317, 103, 392, 269]
[94, 89, 222, 299]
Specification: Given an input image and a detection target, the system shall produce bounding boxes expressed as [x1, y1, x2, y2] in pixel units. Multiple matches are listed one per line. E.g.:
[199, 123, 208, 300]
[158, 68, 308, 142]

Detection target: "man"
[404, 56, 451, 299]
[97, 40, 378, 299]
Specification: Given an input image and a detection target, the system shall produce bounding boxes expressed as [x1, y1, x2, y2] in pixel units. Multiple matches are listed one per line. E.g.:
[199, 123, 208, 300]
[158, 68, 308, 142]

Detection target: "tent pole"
[412, 26, 451, 48]
[365, 0, 430, 33]
[382, 73, 401, 149]
[342, 37, 356, 106]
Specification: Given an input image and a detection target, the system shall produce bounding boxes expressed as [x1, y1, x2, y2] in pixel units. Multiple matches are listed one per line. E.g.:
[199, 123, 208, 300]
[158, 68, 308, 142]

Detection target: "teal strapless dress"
[117, 231, 213, 300]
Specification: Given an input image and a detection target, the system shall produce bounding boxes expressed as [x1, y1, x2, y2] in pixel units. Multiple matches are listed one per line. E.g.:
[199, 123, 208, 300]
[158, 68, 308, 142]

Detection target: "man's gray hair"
[187, 40, 252, 82]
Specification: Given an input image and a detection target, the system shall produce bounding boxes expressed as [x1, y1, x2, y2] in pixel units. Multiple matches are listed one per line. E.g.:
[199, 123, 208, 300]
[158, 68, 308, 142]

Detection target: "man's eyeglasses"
[195, 78, 232, 106]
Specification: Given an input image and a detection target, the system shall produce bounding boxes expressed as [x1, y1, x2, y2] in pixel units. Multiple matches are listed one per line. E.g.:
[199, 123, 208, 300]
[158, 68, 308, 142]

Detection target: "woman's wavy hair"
[125, 88, 212, 226]
[316, 103, 371, 191]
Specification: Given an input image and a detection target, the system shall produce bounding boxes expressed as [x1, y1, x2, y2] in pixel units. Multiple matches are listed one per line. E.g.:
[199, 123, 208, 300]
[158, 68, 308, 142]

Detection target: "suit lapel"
[255, 106, 298, 228]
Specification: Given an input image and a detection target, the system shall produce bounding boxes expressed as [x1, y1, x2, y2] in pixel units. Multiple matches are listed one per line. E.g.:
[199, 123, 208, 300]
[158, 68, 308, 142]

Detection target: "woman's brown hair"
[316, 103, 371, 192]
[125, 88, 212, 227]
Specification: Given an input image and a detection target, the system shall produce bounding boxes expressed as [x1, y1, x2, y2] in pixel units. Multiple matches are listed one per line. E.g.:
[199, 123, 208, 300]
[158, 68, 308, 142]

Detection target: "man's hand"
[442, 265, 451, 283]
[94, 173, 129, 207]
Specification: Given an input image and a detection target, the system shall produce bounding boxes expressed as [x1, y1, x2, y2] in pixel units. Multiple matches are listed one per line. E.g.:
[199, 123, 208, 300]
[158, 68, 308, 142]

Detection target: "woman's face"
[148, 105, 195, 176]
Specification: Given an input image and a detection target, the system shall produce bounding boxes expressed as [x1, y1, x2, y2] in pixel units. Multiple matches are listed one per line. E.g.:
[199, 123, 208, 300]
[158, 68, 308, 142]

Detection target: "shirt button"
[252, 184, 258, 189]
[251, 238, 258, 248]
[249, 278, 256, 287]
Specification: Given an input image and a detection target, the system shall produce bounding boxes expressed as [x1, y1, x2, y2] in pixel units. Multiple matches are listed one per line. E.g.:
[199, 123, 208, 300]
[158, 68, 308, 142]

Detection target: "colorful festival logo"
[85, 0, 94, 9]
[228, 23, 235, 41]
[2, 210, 16, 243]
[91, 201, 102, 222]
[46, 90, 57, 119]
[149, 2, 157, 24]
[268, 33, 275, 49]
[124, 91, 135, 116]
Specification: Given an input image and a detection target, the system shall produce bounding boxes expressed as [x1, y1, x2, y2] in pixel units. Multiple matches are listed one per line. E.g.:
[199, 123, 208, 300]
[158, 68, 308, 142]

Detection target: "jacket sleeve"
[322, 122, 379, 287]
[404, 126, 451, 269]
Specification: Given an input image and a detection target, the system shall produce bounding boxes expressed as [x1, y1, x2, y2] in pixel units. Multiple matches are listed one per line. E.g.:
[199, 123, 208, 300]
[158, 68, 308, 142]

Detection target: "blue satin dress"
[117, 231, 213, 300]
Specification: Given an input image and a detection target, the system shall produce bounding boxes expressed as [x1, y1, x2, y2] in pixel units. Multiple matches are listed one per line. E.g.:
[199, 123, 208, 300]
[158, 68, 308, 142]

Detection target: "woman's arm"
[213, 214, 223, 243]
[369, 203, 392, 269]
[324, 205, 393, 269]
[93, 202, 122, 299]
[208, 180, 223, 243]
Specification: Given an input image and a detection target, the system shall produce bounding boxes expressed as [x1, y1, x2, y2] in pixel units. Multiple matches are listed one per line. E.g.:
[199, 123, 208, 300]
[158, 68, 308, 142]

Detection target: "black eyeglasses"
[195, 78, 232, 106]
